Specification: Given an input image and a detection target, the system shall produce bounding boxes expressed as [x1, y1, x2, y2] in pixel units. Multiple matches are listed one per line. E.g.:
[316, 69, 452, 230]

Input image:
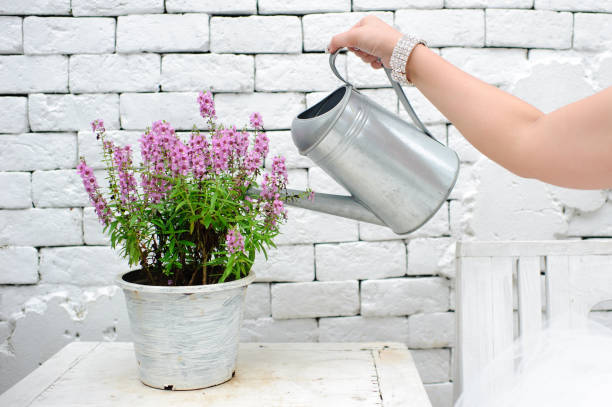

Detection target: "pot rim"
[115, 269, 256, 294]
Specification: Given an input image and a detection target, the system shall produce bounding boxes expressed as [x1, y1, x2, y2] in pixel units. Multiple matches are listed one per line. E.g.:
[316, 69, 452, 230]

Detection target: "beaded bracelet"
[389, 35, 427, 86]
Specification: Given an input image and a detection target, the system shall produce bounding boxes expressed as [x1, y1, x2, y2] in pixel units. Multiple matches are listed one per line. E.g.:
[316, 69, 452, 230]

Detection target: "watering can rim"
[291, 83, 354, 156]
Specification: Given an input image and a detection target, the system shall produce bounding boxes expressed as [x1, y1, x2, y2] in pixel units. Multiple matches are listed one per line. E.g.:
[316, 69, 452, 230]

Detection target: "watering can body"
[287, 50, 460, 235]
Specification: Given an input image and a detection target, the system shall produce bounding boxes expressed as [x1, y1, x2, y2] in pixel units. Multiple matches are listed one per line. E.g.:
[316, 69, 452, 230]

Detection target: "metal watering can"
[285, 48, 460, 235]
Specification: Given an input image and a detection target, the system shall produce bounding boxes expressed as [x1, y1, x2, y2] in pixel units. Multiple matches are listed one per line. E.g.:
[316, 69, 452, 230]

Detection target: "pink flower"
[198, 91, 216, 119]
[76, 159, 111, 225]
[249, 112, 263, 129]
[225, 227, 245, 254]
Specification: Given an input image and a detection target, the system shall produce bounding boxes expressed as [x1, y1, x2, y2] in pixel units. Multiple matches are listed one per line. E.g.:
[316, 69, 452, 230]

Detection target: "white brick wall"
[1, 2, 611, 402]
[24, 17, 115, 55]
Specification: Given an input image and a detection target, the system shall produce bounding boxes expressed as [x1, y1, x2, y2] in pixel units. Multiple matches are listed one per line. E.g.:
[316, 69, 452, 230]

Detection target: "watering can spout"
[281, 189, 386, 226]
[247, 188, 385, 226]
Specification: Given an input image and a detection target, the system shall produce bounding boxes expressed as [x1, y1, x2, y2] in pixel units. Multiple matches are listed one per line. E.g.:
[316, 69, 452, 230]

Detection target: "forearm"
[407, 45, 544, 178]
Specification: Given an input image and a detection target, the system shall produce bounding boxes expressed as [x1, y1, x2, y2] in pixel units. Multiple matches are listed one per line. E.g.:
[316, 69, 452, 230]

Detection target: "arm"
[329, 16, 612, 189]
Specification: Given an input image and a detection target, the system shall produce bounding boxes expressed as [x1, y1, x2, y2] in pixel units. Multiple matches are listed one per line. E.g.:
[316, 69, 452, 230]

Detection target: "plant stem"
[202, 262, 207, 285]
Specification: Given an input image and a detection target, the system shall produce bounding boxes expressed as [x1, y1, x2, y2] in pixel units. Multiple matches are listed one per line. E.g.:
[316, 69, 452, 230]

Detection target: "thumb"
[328, 27, 363, 54]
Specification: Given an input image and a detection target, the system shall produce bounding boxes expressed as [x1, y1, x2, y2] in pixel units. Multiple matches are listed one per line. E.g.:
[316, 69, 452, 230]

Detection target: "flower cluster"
[77, 91, 312, 286]
[77, 160, 111, 224]
[225, 227, 245, 254]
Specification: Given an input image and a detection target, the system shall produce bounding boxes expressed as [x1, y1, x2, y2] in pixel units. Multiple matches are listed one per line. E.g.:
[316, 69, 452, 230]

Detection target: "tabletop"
[0, 341, 432, 407]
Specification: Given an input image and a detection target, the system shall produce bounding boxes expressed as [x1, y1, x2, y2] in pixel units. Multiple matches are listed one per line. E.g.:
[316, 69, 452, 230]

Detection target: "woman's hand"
[327, 15, 402, 69]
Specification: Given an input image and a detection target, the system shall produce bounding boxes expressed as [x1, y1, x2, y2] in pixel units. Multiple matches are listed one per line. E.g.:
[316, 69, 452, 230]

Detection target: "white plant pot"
[115, 269, 255, 390]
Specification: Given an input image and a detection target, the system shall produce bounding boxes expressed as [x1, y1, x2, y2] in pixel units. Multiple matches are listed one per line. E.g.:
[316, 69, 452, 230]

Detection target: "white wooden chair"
[454, 240, 612, 401]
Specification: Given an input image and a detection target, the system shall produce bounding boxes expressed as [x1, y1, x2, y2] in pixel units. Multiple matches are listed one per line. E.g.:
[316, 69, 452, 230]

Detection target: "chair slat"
[546, 255, 570, 324]
[517, 256, 542, 338]
[455, 256, 513, 399]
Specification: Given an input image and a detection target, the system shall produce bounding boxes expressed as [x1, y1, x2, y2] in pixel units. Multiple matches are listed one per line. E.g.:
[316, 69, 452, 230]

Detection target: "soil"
[122, 268, 241, 286]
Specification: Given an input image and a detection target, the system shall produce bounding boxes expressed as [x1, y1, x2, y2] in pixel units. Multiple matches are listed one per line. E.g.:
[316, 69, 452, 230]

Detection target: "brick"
[319, 316, 409, 342]
[487, 0, 533, 6]
[449, 200, 465, 237]
[252, 244, 314, 282]
[256, 54, 347, 92]
[265, 131, 315, 169]
[286, 168, 308, 190]
[259, 0, 350, 14]
[316, 241, 406, 281]
[257, 0, 351, 14]
[162, 54, 253, 92]
[469, 159, 566, 240]
[243, 283, 270, 319]
[78, 130, 143, 170]
[358, 89, 399, 115]
[412, 349, 450, 383]
[120, 92, 209, 130]
[276, 207, 358, 245]
[72, 0, 163, 16]
[0, 17, 22, 54]
[408, 312, 455, 348]
[0, 247, 38, 284]
[0, 55, 67, 93]
[117, 14, 209, 53]
[214, 92, 305, 130]
[0, 97, 28, 134]
[308, 167, 349, 196]
[303, 12, 393, 51]
[399, 86, 448, 124]
[568, 202, 612, 237]
[359, 202, 450, 241]
[535, 0, 612, 12]
[0, 0, 70, 15]
[509, 60, 594, 114]
[354, 0, 442, 10]
[271, 280, 359, 318]
[395, 10, 484, 47]
[240, 317, 318, 342]
[440, 48, 528, 86]
[70, 54, 160, 93]
[448, 164, 476, 201]
[594, 55, 612, 91]
[83, 207, 110, 245]
[486, 9, 572, 49]
[547, 185, 606, 213]
[574, 13, 612, 51]
[0, 172, 31, 209]
[24, 17, 115, 55]
[407, 238, 455, 279]
[444, 0, 485, 7]
[166, 0, 256, 13]
[211, 16, 301, 54]
[32, 170, 89, 208]
[0, 133, 76, 171]
[425, 382, 453, 407]
[447, 125, 482, 163]
[29, 94, 119, 132]
[0, 208, 82, 246]
[346, 52, 391, 88]
[361, 277, 449, 316]
[40, 246, 130, 285]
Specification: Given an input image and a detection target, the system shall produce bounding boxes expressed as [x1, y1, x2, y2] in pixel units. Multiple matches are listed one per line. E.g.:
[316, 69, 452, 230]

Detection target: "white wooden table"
[0, 341, 431, 407]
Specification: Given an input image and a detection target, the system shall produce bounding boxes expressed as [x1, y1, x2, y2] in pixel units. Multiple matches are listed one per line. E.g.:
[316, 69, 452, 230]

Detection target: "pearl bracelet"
[389, 35, 427, 86]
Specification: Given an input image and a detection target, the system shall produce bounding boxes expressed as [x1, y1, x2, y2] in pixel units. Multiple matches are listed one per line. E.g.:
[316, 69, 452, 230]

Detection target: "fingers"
[371, 60, 383, 69]
[328, 27, 362, 53]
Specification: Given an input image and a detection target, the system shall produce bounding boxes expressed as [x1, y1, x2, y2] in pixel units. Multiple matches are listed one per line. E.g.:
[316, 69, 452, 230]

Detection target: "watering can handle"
[329, 49, 434, 139]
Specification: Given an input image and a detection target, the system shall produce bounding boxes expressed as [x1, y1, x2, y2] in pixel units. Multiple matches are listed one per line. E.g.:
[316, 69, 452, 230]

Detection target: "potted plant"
[77, 91, 311, 390]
